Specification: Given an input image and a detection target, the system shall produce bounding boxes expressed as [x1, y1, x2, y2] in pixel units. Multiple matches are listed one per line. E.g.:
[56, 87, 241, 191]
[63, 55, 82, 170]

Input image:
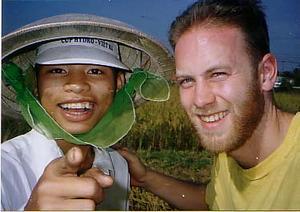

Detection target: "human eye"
[48, 68, 67, 75]
[210, 72, 228, 81]
[176, 77, 195, 88]
[87, 68, 103, 75]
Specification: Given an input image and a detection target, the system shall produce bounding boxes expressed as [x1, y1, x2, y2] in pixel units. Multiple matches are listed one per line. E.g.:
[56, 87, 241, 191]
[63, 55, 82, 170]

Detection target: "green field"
[273, 89, 300, 113]
[128, 150, 212, 210]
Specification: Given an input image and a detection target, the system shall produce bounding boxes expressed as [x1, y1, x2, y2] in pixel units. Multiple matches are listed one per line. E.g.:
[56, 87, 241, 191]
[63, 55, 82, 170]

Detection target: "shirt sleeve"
[1, 150, 34, 210]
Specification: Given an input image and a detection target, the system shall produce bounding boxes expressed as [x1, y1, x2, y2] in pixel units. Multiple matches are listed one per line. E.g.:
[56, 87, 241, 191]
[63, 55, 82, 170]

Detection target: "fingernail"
[101, 168, 110, 176]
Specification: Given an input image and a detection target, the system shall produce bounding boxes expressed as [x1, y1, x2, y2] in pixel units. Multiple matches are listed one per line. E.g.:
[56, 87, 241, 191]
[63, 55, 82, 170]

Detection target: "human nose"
[193, 80, 216, 108]
[64, 74, 90, 93]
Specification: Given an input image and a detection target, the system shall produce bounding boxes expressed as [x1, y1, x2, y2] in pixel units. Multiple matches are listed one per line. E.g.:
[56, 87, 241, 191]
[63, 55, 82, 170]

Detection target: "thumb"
[46, 146, 84, 176]
[117, 147, 146, 173]
[117, 147, 138, 164]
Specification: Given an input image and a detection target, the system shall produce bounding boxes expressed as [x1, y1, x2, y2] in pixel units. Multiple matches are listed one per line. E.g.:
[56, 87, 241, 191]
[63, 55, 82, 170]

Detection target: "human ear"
[259, 53, 278, 91]
[116, 71, 125, 91]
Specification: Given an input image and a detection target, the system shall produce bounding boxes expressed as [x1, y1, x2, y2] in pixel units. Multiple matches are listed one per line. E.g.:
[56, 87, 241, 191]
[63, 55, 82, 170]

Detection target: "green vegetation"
[128, 150, 212, 210]
[121, 85, 200, 151]
[274, 89, 300, 113]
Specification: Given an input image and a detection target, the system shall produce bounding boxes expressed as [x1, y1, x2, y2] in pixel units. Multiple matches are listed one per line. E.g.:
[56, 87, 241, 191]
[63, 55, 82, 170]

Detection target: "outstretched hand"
[117, 147, 148, 188]
[25, 147, 113, 210]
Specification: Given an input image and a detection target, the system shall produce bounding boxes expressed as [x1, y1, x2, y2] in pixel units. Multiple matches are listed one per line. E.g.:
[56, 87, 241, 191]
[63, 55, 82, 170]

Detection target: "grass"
[128, 150, 212, 210]
[274, 89, 300, 113]
[121, 85, 200, 151]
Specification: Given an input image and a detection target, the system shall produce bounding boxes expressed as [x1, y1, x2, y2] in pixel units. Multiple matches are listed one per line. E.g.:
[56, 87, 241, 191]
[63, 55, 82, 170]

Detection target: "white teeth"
[60, 102, 93, 110]
[214, 114, 219, 121]
[200, 111, 227, 123]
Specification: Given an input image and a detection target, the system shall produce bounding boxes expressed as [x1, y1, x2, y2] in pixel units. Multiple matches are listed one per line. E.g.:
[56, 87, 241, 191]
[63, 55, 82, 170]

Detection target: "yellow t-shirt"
[206, 112, 300, 210]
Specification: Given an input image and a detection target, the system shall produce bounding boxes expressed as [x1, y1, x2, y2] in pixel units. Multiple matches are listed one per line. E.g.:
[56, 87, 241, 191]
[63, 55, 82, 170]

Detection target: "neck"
[228, 99, 294, 169]
[56, 140, 95, 173]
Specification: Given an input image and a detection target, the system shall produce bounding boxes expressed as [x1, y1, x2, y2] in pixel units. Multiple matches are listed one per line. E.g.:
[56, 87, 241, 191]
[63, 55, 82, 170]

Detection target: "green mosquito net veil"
[2, 14, 175, 148]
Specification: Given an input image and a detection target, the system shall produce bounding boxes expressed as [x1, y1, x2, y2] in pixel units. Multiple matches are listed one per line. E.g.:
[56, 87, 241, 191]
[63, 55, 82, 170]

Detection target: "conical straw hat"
[2, 14, 175, 121]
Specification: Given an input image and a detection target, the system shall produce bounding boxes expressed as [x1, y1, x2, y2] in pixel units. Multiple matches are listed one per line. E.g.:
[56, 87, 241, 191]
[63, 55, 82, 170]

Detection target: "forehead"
[175, 25, 247, 55]
[174, 25, 249, 75]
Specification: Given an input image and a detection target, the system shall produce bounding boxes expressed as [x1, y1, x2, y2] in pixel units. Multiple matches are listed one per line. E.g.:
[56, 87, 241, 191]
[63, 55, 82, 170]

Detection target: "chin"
[196, 126, 244, 153]
[61, 124, 93, 135]
[198, 134, 227, 153]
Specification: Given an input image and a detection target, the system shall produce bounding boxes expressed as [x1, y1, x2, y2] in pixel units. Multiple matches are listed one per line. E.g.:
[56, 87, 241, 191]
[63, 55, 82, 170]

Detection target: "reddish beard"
[189, 77, 265, 153]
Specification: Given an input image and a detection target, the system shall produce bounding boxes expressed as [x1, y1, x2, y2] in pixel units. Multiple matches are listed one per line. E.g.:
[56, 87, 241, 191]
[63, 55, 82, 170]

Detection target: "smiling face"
[38, 64, 123, 134]
[175, 26, 264, 153]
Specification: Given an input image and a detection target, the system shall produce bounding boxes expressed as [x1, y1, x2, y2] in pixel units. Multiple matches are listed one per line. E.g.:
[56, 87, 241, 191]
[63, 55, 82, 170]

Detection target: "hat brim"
[35, 45, 130, 71]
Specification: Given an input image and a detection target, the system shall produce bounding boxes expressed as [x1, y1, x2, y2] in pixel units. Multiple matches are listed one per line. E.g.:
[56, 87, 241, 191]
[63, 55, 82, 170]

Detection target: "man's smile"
[198, 111, 229, 123]
[58, 102, 94, 111]
[191, 110, 230, 131]
[58, 101, 96, 122]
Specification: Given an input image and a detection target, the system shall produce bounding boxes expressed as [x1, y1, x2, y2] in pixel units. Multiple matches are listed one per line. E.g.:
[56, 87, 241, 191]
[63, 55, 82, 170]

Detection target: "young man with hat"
[1, 15, 171, 210]
[2, 37, 130, 210]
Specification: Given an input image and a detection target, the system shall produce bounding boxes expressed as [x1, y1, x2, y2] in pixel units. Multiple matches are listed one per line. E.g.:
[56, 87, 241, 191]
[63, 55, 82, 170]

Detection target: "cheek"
[217, 79, 248, 104]
[220, 79, 256, 112]
[92, 82, 115, 103]
[179, 88, 193, 111]
[39, 89, 56, 110]
[38, 81, 61, 108]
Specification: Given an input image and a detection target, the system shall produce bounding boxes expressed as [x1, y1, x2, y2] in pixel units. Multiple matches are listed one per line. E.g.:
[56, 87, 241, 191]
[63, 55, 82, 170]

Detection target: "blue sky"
[2, 0, 300, 71]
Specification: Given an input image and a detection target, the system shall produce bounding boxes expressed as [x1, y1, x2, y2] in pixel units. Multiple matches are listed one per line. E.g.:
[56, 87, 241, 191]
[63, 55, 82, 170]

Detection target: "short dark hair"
[169, 0, 270, 67]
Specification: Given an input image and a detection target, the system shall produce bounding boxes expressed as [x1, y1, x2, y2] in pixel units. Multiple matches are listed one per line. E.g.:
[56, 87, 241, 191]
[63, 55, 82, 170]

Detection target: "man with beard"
[118, 0, 300, 210]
